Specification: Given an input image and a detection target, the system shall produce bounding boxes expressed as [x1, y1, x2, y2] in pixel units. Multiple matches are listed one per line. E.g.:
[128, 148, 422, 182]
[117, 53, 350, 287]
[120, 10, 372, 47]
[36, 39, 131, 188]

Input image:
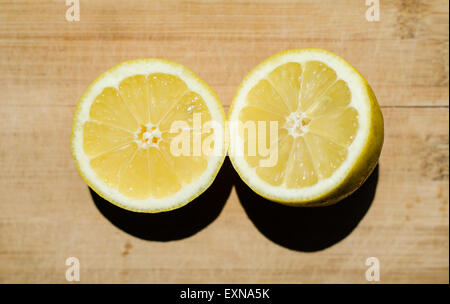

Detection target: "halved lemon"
[228, 49, 384, 206]
[71, 59, 227, 213]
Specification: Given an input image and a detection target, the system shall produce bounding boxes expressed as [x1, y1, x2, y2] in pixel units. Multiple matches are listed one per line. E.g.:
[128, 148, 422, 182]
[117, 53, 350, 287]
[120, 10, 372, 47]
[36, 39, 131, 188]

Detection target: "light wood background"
[0, 0, 448, 283]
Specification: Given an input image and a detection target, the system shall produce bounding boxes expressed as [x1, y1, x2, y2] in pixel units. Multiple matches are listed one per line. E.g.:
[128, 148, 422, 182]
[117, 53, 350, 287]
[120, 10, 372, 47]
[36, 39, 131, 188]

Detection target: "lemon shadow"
[91, 158, 234, 241]
[235, 165, 379, 252]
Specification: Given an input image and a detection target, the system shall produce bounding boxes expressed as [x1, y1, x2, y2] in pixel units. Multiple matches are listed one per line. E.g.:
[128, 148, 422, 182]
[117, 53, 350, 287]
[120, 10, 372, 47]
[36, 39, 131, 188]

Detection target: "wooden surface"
[0, 0, 448, 283]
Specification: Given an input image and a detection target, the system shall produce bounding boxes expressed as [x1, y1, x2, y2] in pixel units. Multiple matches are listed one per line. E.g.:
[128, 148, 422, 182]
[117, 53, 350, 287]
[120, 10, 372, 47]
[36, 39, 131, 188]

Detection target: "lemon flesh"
[72, 59, 226, 212]
[229, 49, 384, 206]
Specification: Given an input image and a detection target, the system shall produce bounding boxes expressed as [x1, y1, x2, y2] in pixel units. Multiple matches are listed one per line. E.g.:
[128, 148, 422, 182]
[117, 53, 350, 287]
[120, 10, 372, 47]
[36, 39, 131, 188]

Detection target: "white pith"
[284, 110, 311, 138]
[228, 50, 371, 202]
[72, 59, 226, 212]
[134, 124, 162, 149]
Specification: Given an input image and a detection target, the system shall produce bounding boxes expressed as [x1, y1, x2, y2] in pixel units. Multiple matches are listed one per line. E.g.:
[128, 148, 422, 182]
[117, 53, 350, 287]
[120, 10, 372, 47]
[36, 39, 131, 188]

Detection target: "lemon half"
[71, 59, 227, 213]
[228, 49, 384, 206]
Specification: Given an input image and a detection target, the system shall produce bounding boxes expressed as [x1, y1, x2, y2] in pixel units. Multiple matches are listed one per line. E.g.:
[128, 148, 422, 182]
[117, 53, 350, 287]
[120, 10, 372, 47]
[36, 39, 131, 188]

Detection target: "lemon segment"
[254, 135, 293, 186]
[83, 121, 134, 157]
[298, 61, 338, 112]
[284, 136, 318, 188]
[89, 143, 138, 189]
[159, 91, 212, 131]
[148, 73, 189, 124]
[147, 147, 182, 199]
[89, 87, 139, 131]
[246, 79, 291, 116]
[267, 62, 302, 112]
[118, 147, 151, 199]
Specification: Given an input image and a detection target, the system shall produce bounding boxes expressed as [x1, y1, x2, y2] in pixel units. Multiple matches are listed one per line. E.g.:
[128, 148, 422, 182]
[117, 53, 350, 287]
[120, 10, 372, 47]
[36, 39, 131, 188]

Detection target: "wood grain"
[0, 0, 448, 283]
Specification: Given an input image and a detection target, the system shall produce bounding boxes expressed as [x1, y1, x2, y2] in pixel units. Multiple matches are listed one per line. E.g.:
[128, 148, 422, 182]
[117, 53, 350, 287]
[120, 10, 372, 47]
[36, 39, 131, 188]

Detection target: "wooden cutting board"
[0, 0, 448, 283]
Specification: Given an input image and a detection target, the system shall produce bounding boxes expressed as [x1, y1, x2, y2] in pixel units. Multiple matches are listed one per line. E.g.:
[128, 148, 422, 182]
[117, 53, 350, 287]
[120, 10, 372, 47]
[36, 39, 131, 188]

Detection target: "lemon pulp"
[239, 61, 358, 188]
[83, 73, 213, 199]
